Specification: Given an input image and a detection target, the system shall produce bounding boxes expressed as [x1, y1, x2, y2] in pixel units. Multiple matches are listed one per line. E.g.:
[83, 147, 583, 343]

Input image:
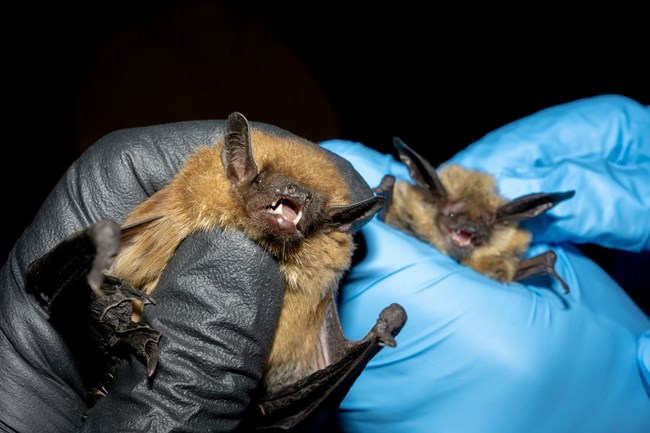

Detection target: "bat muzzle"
[264, 196, 304, 236]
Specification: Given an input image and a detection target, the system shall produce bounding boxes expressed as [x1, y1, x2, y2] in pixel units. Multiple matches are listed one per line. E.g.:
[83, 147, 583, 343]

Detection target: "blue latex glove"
[321, 94, 650, 433]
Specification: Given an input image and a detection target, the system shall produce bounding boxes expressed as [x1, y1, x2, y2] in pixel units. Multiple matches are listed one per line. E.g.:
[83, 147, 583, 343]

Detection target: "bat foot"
[94, 276, 162, 376]
[25, 219, 162, 413]
[251, 301, 408, 431]
[373, 303, 407, 347]
[78, 277, 162, 416]
[515, 250, 571, 294]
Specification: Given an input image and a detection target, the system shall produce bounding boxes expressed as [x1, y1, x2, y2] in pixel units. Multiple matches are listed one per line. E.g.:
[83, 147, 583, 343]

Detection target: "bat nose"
[462, 225, 477, 235]
[285, 184, 310, 202]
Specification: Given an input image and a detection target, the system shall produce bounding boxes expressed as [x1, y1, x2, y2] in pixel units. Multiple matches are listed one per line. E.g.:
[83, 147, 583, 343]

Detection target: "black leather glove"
[0, 119, 369, 433]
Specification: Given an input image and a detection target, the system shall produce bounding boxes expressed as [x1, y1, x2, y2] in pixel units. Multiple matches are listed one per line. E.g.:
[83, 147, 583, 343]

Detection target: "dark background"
[4, 1, 648, 311]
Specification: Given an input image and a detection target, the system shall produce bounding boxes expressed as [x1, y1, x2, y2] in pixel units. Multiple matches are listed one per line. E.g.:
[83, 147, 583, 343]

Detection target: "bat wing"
[250, 294, 407, 431]
[25, 220, 161, 412]
[26, 220, 408, 430]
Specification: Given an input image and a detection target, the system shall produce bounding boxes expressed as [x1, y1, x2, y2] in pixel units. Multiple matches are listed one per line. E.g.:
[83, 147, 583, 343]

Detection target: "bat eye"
[254, 172, 265, 184]
[448, 212, 455, 218]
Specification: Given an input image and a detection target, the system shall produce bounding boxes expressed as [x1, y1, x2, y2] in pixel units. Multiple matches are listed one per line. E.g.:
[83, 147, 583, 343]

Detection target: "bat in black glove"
[15, 113, 407, 432]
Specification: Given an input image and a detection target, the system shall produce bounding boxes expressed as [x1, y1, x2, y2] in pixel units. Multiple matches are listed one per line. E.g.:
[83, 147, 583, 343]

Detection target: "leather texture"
[0, 119, 372, 432]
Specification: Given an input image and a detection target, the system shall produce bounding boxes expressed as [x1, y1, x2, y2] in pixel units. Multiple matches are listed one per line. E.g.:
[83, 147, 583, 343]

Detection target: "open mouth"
[448, 228, 475, 249]
[266, 197, 303, 230]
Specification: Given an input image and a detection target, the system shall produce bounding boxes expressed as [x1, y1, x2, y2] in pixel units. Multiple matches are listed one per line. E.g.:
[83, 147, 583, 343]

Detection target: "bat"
[374, 136, 574, 293]
[25, 113, 407, 431]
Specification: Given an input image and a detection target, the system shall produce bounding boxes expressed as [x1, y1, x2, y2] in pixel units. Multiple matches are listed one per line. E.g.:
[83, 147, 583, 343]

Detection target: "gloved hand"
[0, 121, 287, 433]
[321, 94, 650, 433]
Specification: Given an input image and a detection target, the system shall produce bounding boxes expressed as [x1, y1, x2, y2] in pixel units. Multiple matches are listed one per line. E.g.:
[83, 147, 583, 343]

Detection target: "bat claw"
[146, 342, 159, 377]
[112, 323, 161, 372]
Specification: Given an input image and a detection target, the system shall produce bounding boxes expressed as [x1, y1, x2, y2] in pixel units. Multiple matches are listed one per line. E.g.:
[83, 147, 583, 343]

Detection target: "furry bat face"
[220, 116, 373, 247]
[375, 137, 574, 292]
[109, 112, 386, 394]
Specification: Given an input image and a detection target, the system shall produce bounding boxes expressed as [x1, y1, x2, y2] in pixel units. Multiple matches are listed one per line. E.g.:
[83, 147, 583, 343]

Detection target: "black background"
[4, 1, 648, 310]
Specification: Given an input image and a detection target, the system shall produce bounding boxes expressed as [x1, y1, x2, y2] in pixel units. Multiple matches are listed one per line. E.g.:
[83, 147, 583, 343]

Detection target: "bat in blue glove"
[374, 136, 574, 293]
[320, 94, 650, 433]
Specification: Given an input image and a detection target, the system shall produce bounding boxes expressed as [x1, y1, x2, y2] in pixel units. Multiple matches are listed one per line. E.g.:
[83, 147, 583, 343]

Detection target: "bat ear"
[392, 136, 447, 202]
[222, 112, 258, 184]
[496, 190, 575, 223]
[325, 196, 386, 233]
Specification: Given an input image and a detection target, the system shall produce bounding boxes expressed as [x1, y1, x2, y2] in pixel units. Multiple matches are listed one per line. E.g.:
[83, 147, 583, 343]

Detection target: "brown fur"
[384, 164, 531, 282]
[109, 127, 367, 393]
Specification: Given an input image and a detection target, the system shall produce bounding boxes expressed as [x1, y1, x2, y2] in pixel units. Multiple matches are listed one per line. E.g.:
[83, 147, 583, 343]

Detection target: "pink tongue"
[280, 203, 297, 220]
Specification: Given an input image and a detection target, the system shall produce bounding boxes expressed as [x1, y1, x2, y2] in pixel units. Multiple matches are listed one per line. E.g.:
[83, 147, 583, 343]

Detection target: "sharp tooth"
[294, 209, 303, 224]
[276, 202, 284, 215]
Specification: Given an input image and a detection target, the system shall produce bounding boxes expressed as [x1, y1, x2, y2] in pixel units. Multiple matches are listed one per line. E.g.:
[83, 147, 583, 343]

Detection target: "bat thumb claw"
[146, 345, 159, 378]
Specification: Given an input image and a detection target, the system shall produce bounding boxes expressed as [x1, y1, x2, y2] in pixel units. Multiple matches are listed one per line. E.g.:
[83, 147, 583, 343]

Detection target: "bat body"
[376, 137, 574, 292]
[110, 112, 385, 394]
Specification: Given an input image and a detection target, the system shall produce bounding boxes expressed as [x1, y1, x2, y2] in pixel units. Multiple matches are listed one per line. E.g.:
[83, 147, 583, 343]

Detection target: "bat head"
[436, 198, 496, 258]
[392, 136, 574, 260]
[222, 112, 384, 247]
